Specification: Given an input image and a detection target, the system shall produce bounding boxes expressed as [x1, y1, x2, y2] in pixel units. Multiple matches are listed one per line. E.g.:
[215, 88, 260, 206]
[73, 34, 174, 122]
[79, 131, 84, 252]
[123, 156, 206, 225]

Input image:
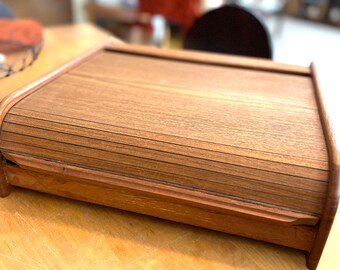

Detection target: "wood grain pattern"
[106, 43, 311, 75]
[2, 152, 320, 226]
[0, 25, 115, 198]
[0, 40, 336, 270]
[2, 24, 338, 270]
[306, 64, 340, 269]
[0, 24, 114, 198]
[0, 39, 115, 127]
[1, 187, 318, 270]
[0, 23, 119, 101]
[3, 161, 317, 251]
[0, 49, 328, 217]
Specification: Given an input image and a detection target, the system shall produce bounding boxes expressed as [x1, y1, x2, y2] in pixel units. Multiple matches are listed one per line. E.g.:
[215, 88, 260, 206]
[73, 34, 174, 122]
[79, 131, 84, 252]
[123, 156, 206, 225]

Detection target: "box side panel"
[306, 64, 340, 270]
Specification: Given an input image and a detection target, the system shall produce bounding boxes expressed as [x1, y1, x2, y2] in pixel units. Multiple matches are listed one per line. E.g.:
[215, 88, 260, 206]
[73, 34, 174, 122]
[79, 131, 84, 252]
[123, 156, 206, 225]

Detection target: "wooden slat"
[8, 107, 328, 171]
[12, 52, 326, 165]
[0, 132, 327, 199]
[4, 114, 328, 181]
[15, 75, 326, 154]
[0, 123, 328, 187]
[0, 140, 326, 215]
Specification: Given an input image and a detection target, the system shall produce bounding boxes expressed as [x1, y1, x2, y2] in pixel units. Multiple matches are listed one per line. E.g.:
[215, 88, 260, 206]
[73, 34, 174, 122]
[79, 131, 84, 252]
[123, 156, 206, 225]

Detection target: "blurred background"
[1, 0, 340, 66]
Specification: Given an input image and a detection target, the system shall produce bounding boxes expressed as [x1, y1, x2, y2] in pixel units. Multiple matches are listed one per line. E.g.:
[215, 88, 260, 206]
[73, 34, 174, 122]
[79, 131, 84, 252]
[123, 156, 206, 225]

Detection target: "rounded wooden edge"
[105, 43, 311, 76]
[4, 151, 320, 227]
[0, 37, 115, 196]
[0, 37, 115, 129]
[307, 63, 340, 269]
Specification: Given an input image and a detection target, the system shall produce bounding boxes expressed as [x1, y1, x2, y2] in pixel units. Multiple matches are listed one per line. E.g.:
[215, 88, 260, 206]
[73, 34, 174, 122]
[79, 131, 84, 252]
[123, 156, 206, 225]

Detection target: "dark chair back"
[184, 5, 273, 59]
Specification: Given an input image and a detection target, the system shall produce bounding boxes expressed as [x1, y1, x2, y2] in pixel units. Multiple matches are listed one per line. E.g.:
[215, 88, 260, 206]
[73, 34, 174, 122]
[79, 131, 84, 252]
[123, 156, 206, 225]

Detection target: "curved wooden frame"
[0, 38, 114, 198]
[307, 64, 340, 269]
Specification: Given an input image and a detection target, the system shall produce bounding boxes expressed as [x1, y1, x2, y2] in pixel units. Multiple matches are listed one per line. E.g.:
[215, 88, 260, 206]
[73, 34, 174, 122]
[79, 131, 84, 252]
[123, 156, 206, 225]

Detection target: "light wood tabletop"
[0, 23, 339, 270]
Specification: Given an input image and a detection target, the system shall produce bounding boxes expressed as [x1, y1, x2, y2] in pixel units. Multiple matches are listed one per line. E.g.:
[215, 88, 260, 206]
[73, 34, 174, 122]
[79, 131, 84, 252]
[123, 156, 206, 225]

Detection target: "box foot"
[306, 251, 319, 270]
[0, 166, 12, 197]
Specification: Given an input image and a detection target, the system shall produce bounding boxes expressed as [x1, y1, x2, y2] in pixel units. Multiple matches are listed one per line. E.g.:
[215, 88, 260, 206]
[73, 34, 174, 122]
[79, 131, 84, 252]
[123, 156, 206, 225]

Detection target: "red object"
[0, 19, 43, 53]
[138, 0, 201, 35]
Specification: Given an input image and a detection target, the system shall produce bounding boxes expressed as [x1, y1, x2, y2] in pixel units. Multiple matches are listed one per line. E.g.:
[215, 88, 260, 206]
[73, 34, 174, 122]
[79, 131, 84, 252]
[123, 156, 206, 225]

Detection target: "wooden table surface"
[0, 23, 339, 270]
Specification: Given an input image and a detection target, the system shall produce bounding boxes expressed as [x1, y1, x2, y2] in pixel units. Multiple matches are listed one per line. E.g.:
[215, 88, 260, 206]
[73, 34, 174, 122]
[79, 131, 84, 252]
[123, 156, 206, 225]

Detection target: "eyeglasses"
[0, 40, 43, 79]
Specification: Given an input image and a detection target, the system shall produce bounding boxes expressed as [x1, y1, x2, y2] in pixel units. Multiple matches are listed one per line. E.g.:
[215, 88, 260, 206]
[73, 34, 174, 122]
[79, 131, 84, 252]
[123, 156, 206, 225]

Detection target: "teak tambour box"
[0, 43, 339, 269]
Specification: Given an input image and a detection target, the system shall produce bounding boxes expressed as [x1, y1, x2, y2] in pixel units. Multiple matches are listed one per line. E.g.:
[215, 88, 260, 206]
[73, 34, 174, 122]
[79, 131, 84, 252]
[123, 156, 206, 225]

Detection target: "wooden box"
[0, 43, 339, 269]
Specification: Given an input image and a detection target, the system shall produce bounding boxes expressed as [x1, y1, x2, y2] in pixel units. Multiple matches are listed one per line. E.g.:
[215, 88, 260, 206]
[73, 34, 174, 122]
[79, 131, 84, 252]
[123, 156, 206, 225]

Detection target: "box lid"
[0, 44, 330, 218]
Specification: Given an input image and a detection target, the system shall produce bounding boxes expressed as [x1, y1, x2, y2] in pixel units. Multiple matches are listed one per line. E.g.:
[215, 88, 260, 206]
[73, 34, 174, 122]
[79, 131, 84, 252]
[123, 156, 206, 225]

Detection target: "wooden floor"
[0, 23, 339, 270]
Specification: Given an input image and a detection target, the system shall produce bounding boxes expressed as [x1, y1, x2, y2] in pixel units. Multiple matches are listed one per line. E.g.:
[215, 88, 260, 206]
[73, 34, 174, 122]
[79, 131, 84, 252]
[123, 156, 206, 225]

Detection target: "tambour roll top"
[0, 48, 329, 217]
